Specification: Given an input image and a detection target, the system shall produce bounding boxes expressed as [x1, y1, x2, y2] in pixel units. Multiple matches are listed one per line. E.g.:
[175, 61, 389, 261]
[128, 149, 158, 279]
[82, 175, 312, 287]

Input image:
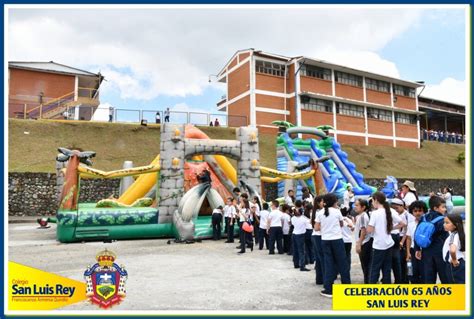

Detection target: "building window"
[301, 97, 333, 113]
[367, 107, 392, 121]
[301, 65, 331, 80]
[255, 60, 285, 77]
[335, 71, 362, 87]
[336, 102, 364, 117]
[366, 78, 390, 93]
[395, 112, 417, 124]
[393, 84, 416, 98]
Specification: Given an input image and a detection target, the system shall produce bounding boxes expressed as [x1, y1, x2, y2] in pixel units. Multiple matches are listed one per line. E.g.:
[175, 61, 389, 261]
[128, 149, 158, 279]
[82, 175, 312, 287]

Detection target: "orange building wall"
[368, 138, 393, 147]
[336, 134, 365, 145]
[337, 115, 365, 133]
[394, 95, 416, 111]
[256, 111, 285, 126]
[287, 64, 295, 93]
[256, 94, 286, 110]
[395, 123, 418, 139]
[228, 95, 250, 127]
[367, 119, 393, 136]
[335, 83, 364, 101]
[300, 76, 332, 95]
[256, 73, 285, 93]
[228, 57, 238, 70]
[228, 62, 250, 100]
[286, 98, 296, 124]
[396, 141, 418, 148]
[366, 89, 392, 106]
[301, 110, 334, 128]
[238, 52, 250, 61]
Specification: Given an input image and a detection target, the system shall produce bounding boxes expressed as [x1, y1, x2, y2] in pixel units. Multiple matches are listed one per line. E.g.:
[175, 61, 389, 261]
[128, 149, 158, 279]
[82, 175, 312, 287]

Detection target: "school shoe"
[237, 250, 245, 254]
[300, 268, 310, 272]
[225, 240, 234, 243]
[320, 290, 333, 298]
[294, 265, 299, 269]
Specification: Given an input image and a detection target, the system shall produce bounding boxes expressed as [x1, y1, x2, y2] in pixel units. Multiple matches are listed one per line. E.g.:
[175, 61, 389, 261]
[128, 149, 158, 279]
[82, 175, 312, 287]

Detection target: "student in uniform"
[311, 195, 325, 285]
[267, 200, 284, 255]
[302, 187, 314, 204]
[211, 206, 223, 240]
[291, 204, 310, 271]
[354, 198, 373, 284]
[414, 196, 449, 283]
[367, 192, 404, 284]
[443, 214, 465, 284]
[224, 197, 236, 243]
[257, 202, 270, 250]
[341, 206, 355, 272]
[303, 202, 315, 266]
[281, 204, 292, 254]
[405, 200, 427, 283]
[237, 198, 253, 254]
[391, 198, 415, 283]
[315, 193, 351, 298]
[285, 190, 296, 207]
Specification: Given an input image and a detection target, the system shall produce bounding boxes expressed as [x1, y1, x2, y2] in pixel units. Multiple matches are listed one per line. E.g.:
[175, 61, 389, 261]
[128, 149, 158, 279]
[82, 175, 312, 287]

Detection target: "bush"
[457, 151, 465, 163]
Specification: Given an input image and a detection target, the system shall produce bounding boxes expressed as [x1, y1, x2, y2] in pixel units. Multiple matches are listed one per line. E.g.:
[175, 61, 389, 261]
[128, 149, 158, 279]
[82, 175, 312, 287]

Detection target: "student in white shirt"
[367, 192, 404, 284]
[341, 207, 355, 272]
[303, 202, 315, 265]
[401, 180, 418, 207]
[211, 206, 223, 240]
[390, 198, 414, 283]
[284, 189, 295, 207]
[291, 205, 310, 271]
[267, 200, 284, 255]
[257, 202, 270, 250]
[281, 204, 292, 254]
[315, 193, 350, 298]
[405, 200, 427, 283]
[311, 195, 325, 285]
[251, 196, 262, 245]
[354, 198, 373, 284]
[224, 197, 236, 243]
[302, 187, 314, 204]
[443, 214, 465, 284]
[237, 198, 253, 254]
[342, 183, 355, 216]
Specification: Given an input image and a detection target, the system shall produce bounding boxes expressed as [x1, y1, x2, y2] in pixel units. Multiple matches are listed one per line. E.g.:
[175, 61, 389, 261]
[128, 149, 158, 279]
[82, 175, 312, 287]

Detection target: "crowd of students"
[210, 182, 465, 298]
[421, 129, 465, 144]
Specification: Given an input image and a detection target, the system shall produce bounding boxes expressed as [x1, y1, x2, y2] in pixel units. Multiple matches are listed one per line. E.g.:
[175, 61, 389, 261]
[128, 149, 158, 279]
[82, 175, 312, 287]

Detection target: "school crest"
[84, 249, 128, 308]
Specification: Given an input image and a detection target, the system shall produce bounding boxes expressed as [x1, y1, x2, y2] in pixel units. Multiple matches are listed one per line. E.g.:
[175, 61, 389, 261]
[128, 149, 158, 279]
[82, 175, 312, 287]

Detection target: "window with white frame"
[255, 60, 285, 77]
[335, 71, 362, 87]
[301, 97, 333, 113]
[336, 102, 364, 117]
[301, 64, 331, 80]
[395, 112, 417, 124]
[393, 84, 416, 98]
[367, 107, 392, 121]
[366, 78, 390, 93]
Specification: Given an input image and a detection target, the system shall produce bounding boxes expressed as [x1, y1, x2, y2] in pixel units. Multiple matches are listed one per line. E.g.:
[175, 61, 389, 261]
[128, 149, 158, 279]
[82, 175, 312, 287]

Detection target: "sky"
[7, 5, 468, 122]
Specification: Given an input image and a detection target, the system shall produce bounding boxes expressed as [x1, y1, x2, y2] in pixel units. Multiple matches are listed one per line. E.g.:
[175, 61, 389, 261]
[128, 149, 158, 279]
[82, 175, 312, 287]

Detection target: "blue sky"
[8, 6, 468, 121]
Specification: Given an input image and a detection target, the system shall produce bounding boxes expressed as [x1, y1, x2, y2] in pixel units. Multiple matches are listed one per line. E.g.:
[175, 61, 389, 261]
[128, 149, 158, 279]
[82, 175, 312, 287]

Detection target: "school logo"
[84, 249, 128, 308]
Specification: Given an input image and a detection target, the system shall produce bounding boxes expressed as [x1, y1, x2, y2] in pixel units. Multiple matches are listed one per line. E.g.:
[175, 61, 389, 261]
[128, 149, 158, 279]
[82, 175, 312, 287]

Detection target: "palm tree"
[57, 147, 95, 210]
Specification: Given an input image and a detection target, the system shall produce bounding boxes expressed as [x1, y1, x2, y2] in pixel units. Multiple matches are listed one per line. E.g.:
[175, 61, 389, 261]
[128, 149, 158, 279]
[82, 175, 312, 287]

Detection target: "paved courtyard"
[8, 222, 365, 311]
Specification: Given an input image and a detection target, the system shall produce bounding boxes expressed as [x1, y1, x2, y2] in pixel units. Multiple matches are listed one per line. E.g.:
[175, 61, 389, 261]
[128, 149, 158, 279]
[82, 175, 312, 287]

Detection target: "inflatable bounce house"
[45, 122, 465, 243]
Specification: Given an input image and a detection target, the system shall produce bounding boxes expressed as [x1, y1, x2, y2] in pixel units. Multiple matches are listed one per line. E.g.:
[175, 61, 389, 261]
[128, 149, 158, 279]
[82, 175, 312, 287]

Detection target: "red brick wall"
[368, 138, 393, 147]
[367, 119, 393, 136]
[337, 114, 365, 133]
[395, 123, 418, 139]
[258, 126, 279, 134]
[300, 76, 332, 95]
[396, 141, 418, 148]
[256, 111, 285, 126]
[228, 62, 250, 100]
[336, 134, 365, 145]
[256, 94, 286, 110]
[335, 83, 364, 101]
[394, 95, 416, 110]
[366, 89, 391, 106]
[238, 52, 250, 61]
[256, 73, 285, 93]
[286, 98, 296, 124]
[228, 95, 250, 127]
[301, 110, 334, 127]
[228, 57, 238, 70]
[287, 64, 295, 93]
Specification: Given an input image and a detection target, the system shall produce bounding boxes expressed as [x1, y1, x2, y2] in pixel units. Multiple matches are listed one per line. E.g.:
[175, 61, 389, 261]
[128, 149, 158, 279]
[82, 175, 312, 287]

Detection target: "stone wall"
[8, 172, 119, 216]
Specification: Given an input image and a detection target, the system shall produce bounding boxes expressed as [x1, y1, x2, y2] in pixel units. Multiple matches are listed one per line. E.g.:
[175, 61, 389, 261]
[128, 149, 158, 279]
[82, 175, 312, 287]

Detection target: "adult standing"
[400, 180, 418, 207]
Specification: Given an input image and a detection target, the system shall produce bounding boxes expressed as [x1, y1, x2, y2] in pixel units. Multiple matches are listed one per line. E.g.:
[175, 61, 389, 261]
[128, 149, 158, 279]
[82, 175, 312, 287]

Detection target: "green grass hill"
[8, 119, 465, 179]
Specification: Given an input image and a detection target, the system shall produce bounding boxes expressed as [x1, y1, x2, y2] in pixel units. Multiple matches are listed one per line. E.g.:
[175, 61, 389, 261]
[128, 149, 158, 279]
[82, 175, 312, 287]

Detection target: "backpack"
[414, 215, 444, 248]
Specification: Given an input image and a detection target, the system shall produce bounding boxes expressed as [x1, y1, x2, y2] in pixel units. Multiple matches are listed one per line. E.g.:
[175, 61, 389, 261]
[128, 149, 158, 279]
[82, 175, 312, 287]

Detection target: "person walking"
[164, 107, 170, 122]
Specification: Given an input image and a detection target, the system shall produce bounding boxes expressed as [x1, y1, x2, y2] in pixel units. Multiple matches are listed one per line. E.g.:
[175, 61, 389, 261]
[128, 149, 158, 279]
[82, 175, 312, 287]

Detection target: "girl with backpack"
[354, 198, 373, 284]
[367, 192, 404, 284]
[315, 193, 351, 298]
[443, 214, 465, 283]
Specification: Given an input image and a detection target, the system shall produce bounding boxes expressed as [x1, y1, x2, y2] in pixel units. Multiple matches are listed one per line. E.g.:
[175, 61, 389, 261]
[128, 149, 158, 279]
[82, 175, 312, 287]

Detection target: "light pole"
[293, 59, 306, 128]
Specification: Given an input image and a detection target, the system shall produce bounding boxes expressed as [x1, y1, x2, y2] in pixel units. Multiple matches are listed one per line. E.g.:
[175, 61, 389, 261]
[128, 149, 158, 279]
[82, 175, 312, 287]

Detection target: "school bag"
[414, 215, 444, 248]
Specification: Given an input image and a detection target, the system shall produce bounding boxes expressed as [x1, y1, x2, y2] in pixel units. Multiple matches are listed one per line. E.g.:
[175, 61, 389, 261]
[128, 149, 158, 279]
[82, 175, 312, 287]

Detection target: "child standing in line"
[257, 202, 270, 250]
[303, 203, 315, 266]
[354, 198, 373, 284]
[281, 204, 292, 254]
[341, 207, 355, 272]
[291, 205, 310, 271]
[405, 200, 427, 283]
[311, 195, 325, 285]
[443, 214, 465, 284]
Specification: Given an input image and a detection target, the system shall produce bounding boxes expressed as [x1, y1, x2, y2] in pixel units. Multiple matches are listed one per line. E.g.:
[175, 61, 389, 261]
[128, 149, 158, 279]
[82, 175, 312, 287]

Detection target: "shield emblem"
[93, 271, 118, 301]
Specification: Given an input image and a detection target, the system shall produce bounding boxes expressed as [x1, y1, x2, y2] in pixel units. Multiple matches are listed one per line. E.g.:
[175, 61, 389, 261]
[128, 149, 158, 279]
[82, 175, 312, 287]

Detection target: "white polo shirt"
[442, 232, 465, 262]
[291, 215, 307, 235]
[258, 209, 270, 230]
[355, 212, 372, 245]
[406, 220, 418, 249]
[223, 205, 236, 218]
[402, 192, 417, 207]
[342, 217, 354, 243]
[315, 207, 343, 241]
[268, 209, 283, 228]
[312, 209, 324, 236]
[368, 207, 402, 250]
[282, 213, 291, 234]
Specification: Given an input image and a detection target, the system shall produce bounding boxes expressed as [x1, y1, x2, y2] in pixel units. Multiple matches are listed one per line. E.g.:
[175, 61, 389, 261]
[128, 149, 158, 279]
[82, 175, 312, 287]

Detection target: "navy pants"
[344, 242, 352, 272]
[268, 227, 283, 254]
[292, 233, 306, 269]
[312, 235, 324, 284]
[304, 229, 314, 264]
[369, 247, 392, 284]
[322, 239, 351, 293]
[226, 219, 234, 242]
[283, 234, 291, 253]
[409, 247, 424, 283]
[211, 214, 222, 240]
[258, 228, 268, 250]
[446, 259, 465, 284]
[359, 238, 373, 284]
[391, 234, 402, 283]
[421, 250, 449, 283]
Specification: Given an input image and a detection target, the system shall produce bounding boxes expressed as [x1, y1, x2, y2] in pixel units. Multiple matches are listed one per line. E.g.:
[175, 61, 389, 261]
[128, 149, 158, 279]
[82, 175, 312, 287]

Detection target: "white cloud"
[8, 7, 425, 102]
[420, 77, 466, 105]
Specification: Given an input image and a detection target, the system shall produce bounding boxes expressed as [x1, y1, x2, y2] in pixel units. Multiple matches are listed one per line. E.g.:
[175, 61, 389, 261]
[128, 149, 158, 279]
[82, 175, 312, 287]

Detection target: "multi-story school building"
[215, 49, 426, 148]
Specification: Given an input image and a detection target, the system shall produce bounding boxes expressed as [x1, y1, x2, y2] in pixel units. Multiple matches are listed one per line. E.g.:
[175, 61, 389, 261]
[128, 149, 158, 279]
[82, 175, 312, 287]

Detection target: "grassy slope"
[8, 119, 465, 179]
